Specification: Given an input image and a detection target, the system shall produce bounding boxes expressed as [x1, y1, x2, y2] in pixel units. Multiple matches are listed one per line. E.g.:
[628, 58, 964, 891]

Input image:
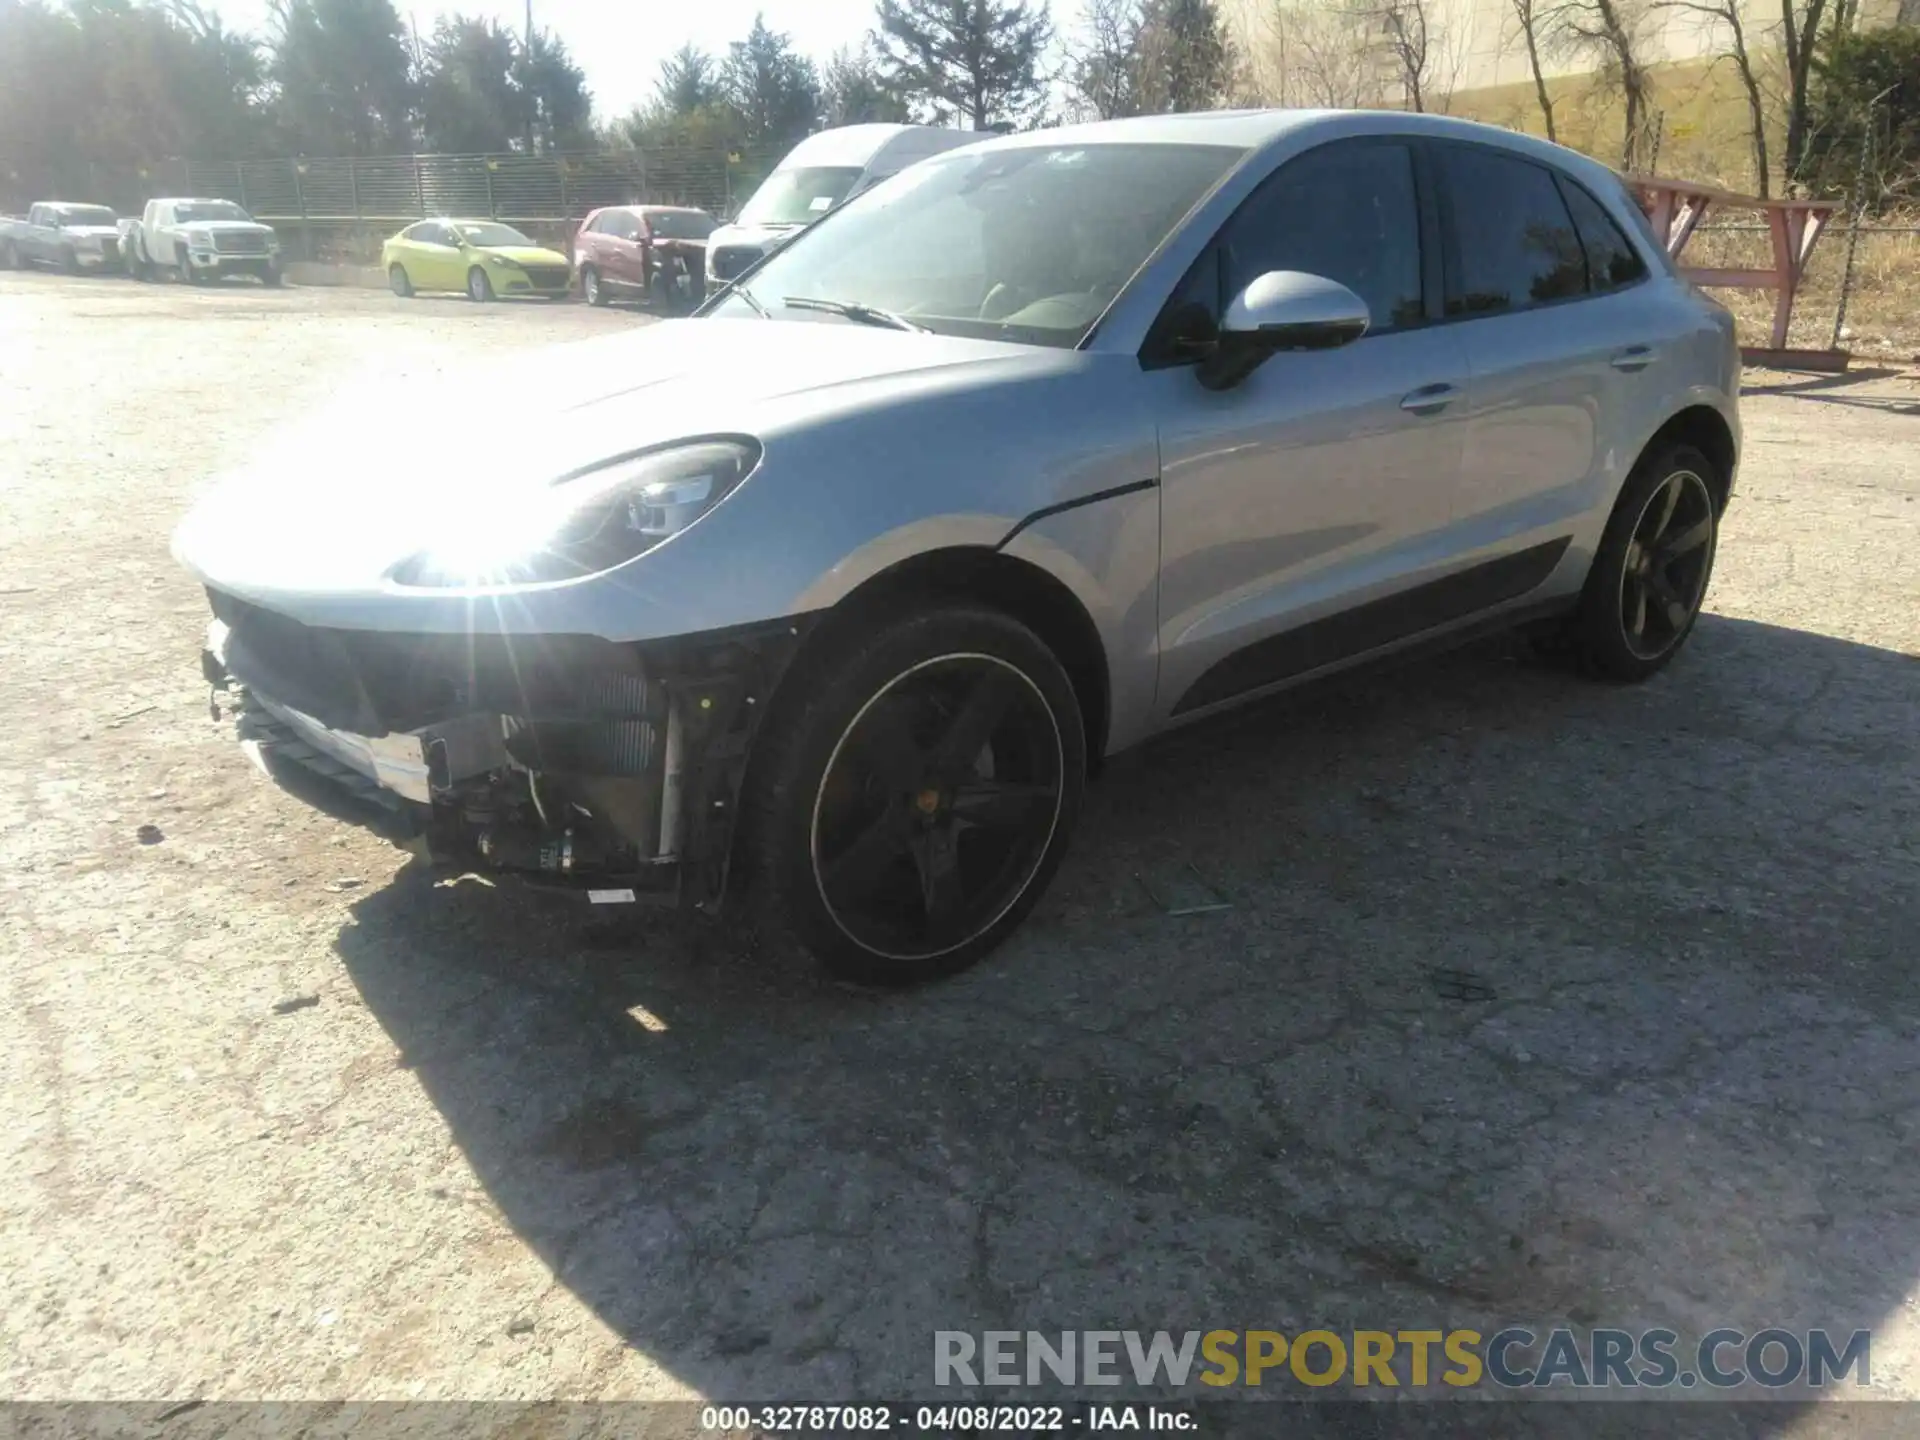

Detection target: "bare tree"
[1554, 0, 1652, 168]
[1072, 0, 1142, 118]
[1377, 0, 1431, 112]
[1779, 0, 1831, 189]
[1656, 0, 1768, 192]
[1509, 0, 1559, 140]
[1263, 0, 1377, 108]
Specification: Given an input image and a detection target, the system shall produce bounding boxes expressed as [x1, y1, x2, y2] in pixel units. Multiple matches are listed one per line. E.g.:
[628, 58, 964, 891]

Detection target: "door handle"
[1400, 382, 1459, 415]
[1610, 345, 1656, 372]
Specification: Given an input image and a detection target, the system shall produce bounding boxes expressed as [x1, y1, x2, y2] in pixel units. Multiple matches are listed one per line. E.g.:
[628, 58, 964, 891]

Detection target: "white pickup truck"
[0, 202, 124, 273]
[122, 197, 283, 286]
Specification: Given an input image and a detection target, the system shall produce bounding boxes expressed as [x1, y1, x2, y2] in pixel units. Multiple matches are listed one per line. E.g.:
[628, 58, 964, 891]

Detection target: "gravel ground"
[2, 273, 1917, 1422]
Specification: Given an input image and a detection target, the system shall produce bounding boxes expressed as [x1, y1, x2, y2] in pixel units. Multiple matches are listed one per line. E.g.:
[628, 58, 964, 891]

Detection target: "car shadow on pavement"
[334, 613, 1918, 1424]
[1742, 367, 1920, 416]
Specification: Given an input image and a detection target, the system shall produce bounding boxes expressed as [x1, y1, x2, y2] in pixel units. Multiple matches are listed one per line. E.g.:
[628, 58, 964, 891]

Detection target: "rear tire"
[61, 246, 79, 275]
[1566, 442, 1721, 682]
[0, 240, 15, 270]
[741, 604, 1086, 987]
[581, 265, 605, 306]
[467, 266, 493, 303]
[388, 264, 412, 298]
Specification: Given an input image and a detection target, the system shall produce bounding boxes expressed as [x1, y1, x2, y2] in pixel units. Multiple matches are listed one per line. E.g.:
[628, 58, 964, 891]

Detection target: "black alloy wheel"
[744, 606, 1086, 986]
[812, 654, 1065, 964]
[1569, 442, 1722, 681]
[1619, 467, 1715, 661]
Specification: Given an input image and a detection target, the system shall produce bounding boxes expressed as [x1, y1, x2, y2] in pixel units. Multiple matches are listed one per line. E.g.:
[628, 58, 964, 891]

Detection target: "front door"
[1151, 137, 1471, 721]
[606, 211, 648, 291]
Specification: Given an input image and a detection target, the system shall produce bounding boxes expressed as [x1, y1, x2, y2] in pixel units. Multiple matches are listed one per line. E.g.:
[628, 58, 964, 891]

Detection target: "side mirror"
[1197, 270, 1371, 392]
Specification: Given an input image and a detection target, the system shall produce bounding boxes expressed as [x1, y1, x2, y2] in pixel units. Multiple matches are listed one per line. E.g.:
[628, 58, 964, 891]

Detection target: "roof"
[779, 123, 978, 168]
[969, 107, 1607, 177]
[595, 203, 714, 216]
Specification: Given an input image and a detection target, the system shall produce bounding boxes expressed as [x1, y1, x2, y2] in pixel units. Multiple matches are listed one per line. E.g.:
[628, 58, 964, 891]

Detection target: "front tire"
[1568, 442, 1721, 681]
[742, 605, 1086, 987]
[581, 265, 605, 306]
[388, 264, 413, 297]
[467, 266, 493, 303]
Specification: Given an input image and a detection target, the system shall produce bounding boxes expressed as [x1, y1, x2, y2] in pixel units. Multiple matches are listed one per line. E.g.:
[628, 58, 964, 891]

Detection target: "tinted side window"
[1221, 142, 1424, 334]
[1557, 177, 1648, 292]
[1441, 146, 1587, 315]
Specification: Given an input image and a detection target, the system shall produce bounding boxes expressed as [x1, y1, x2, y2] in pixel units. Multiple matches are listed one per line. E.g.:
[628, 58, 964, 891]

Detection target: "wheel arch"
[1639, 404, 1738, 513]
[771, 546, 1112, 774]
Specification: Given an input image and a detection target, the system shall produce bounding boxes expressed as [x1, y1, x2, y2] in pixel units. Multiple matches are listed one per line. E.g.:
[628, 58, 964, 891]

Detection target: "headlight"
[486, 252, 521, 268]
[394, 439, 761, 587]
[187, 230, 213, 249]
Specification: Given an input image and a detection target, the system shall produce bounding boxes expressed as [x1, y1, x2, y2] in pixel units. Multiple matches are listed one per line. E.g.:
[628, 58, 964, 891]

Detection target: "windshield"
[647, 210, 716, 240]
[54, 206, 116, 227]
[174, 201, 251, 223]
[710, 142, 1243, 349]
[736, 165, 864, 227]
[455, 222, 534, 247]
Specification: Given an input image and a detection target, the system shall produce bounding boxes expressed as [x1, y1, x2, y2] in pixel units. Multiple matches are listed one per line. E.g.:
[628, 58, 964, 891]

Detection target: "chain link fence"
[6, 145, 786, 226]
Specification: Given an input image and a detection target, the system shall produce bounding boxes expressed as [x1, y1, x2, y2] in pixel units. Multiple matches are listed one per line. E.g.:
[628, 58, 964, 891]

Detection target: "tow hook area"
[205, 614, 814, 914]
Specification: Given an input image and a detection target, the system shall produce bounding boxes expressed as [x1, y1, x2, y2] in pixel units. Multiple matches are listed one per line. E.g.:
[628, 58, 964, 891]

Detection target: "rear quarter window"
[1557, 177, 1650, 292]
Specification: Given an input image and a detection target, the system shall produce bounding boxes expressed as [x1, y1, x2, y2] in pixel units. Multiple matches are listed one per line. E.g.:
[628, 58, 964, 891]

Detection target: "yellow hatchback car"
[382, 219, 572, 302]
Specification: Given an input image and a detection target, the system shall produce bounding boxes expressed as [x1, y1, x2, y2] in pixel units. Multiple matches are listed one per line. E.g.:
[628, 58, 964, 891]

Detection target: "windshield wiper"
[781, 296, 927, 333]
[708, 277, 771, 318]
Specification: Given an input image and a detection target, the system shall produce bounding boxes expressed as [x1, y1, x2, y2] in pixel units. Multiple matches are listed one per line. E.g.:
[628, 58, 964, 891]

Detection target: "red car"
[572, 205, 717, 311]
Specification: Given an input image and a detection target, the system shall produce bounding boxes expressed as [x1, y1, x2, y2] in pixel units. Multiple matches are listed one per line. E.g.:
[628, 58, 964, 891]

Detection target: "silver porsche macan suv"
[177, 109, 1739, 985]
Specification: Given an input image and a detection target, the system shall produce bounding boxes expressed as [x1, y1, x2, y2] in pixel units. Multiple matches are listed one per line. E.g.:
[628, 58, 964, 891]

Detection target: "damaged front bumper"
[201, 592, 807, 909]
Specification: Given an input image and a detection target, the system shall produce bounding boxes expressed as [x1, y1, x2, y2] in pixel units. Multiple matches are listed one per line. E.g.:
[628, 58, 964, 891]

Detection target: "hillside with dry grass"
[1447, 58, 1920, 358]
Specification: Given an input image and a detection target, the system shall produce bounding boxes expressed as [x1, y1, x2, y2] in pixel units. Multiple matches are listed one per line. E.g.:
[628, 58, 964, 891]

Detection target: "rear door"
[26, 205, 55, 262]
[1433, 143, 1667, 542]
[413, 223, 464, 290]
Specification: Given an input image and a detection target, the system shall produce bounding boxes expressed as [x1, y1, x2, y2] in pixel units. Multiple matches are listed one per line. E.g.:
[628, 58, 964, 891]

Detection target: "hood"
[178, 219, 273, 234]
[483, 245, 569, 266]
[62, 225, 120, 240]
[174, 318, 1074, 601]
[708, 222, 806, 254]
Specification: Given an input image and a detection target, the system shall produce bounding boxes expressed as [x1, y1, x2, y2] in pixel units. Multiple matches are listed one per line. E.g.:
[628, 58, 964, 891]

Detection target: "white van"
[705, 124, 980, 296]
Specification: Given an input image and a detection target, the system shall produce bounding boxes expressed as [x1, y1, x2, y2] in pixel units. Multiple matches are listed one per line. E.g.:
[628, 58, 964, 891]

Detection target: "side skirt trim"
[1171, 536, 1574, 716]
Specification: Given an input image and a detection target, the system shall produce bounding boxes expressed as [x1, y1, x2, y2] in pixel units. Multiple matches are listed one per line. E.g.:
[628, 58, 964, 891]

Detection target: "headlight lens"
[395, 439, 761, 587]
[187, 230, 212, 248]
[486, 252, 520, 267]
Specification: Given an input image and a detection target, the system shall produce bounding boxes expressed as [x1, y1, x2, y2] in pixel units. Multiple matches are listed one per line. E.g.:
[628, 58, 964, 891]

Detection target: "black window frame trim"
[1137, 133, 1445, 372]
[1548, 169, 1652, 297]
